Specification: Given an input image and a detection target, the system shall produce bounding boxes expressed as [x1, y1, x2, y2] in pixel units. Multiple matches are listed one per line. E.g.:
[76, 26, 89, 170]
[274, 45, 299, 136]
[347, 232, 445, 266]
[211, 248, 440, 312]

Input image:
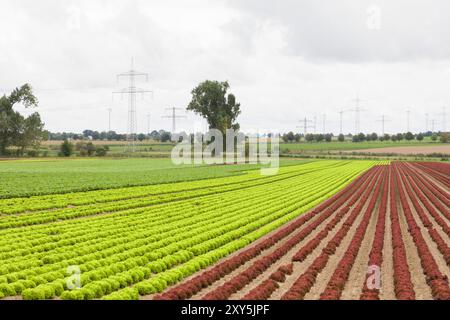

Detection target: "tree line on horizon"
[1, 82, 449, 158]
[47, 129, 173, 143]
[281, 131, 449, 143]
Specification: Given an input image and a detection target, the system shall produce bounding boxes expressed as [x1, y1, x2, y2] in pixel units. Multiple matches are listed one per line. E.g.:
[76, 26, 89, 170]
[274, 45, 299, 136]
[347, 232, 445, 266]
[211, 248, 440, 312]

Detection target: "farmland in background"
[280, 140, 439, 152]
[36, 139, 449, 160]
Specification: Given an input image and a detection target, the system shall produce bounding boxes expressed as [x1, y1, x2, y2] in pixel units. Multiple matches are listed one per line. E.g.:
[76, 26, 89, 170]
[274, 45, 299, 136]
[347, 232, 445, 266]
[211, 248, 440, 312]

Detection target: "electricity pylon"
[322, 114, 326, 134]
[438, 106, 447, 132]
[107, 108, 112, 132]
[406, 110, 411, 132]
[297, 117, 314, 136]
[113, 58, 153, 153]
[348, 93, 367, 134]
[338, 109, 349, 135]
[376, 115, 391, 136]
[431, 119, 436, 132]
[162, 107, 187, 133]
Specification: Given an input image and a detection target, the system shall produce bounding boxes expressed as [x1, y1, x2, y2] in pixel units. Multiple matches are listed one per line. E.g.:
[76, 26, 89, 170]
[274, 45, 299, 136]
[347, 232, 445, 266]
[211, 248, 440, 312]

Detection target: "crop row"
[202, 169, 379, 300]
[418, 162, 450, 175]
[402, 162, 450, 211]
[389, 165, 415, 299]
[0, 160, 345, 215]
[0, 166, 348, 271]
[241, 264, 294, 300]
[0, 160, 279, 199]
[126, 164, 367, 299]
[411, 163, 450, 189]
[228, 168, 381, 300]
[392, 163, 450, 300]
[0, 164, 343, 247]
[291, 167, 379, 263]
[398, 163, 450, 265]
[319, 167, 387, 299]
[152, 161, 448, 301]
[154, 165, 377, 300]
[359, 165, 388, 300]
[280, 166, 383, 300]
[1, 175, 324, 289]
[0, 161, 348, 231]
[0, 167, 314, 227]
[0, 161, 378, 299]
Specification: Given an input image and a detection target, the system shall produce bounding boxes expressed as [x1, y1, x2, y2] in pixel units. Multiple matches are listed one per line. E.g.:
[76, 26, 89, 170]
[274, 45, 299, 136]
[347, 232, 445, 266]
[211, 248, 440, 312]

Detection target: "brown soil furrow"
[404, 163, 450, 208]
[340, 195, 380, 299]
[301, 171, 383, 300]
[402, 162, 450, 195]
[231, 210, 338, 299]
[406, 162, 450, 195]
[403, 164, 450, 230]
[319, 168, 387, 300]
[193, 210, 332, 299]
[416, 163, 450, 182]
[144, 209, 320, 301]
[143, 162, 450, 301]
[398, 169, 450, 279]
[242, 170, 381, 300]
[396, 188, 433, 299]
[190, 170, 379, 301]
[270, 205, 355, 300]
[395, 163, 450, 299]
[267, 169, 382, 300]
[379, 179, 396, 300]
[412, 163, 450, 193]
[152, 167, 376, 301]
[407, 197, 450, 279]
[402, 166, 450, 248]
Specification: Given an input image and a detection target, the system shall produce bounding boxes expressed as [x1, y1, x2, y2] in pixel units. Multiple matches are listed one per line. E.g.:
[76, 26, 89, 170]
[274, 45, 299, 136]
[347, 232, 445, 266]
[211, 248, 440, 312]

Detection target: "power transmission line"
[297, 117, 314, 136]
[107, 108, 112, 132]
[113, 58, 153, 153]
[376, 115, 391, 136]
[438, 106, 447, 132]
[348, 93, 367, 134]
[322, 114, 326, 134]
[147, 114, 151, 136]
[162, 107, 187, 133]
[406, 110, 411, 132]
[425, 113, 429, 132]
[338, 109, 348, 135]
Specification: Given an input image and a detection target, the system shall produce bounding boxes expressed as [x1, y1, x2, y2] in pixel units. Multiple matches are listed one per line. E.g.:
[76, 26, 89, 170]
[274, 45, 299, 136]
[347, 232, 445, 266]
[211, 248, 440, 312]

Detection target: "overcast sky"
[1, 0, 450, 134]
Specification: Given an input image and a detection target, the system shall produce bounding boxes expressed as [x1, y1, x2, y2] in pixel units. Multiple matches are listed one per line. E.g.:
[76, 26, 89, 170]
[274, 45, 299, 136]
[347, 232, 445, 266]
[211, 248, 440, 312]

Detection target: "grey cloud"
[2, 0, 450, 134]
[227, 0, 450, 63]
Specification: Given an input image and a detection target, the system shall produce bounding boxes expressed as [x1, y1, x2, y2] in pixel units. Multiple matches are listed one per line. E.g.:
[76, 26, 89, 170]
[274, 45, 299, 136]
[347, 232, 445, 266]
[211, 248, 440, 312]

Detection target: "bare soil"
[150, 163, 449, 300]
[347, 145, 450, 155]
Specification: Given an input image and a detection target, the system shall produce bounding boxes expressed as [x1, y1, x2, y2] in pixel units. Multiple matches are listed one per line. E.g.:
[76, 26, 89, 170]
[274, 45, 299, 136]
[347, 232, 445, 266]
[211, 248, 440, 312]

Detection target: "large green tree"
[0, 84, 45, 155]
[187, 80, 241, 134]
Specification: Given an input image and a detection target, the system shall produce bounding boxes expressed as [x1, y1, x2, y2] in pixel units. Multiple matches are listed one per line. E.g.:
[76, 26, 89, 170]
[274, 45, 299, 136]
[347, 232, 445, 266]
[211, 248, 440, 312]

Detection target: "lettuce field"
[0, 159, 449, 300]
